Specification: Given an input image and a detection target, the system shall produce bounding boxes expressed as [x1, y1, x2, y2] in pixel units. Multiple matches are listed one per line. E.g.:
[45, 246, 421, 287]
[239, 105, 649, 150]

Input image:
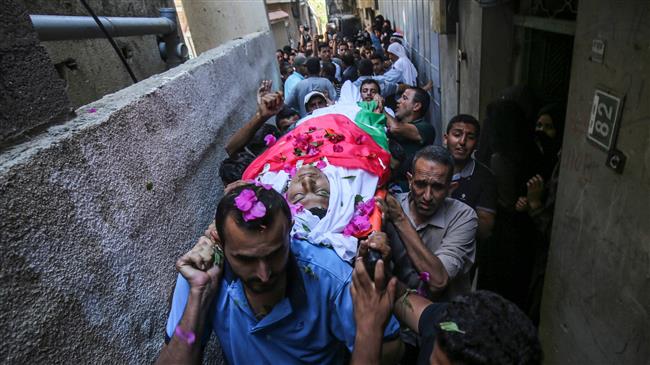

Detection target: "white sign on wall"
[587, 89, 622, 151]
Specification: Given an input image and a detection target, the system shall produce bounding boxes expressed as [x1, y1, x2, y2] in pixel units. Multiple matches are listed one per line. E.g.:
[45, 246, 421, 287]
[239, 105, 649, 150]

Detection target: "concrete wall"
[181, 0, 271, 55]
[539, 1, 650, 363]
[0, 31, 278, 364]
[0, 0, 71, 142]
[23, 0, 174, 109]
[266, 1, 301, 48]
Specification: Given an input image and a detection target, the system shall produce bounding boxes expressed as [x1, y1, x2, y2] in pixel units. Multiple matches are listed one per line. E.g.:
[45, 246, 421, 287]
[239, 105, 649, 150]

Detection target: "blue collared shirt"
[284, 71, 304, 105]
[165, 238, 400, 364]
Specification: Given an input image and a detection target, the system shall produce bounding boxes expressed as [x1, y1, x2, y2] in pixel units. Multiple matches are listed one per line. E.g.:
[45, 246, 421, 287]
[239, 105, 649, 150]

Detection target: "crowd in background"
[156, 14, 567, 365]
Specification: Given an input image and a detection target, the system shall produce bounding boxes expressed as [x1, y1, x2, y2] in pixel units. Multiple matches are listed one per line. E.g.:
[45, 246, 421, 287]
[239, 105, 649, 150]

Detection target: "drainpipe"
[30, 8, 187, 68]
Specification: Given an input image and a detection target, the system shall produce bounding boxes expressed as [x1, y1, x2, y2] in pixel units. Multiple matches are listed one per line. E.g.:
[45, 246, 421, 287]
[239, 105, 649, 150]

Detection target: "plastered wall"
[0, 31, 278, 364]
[539, 1, 650, 363]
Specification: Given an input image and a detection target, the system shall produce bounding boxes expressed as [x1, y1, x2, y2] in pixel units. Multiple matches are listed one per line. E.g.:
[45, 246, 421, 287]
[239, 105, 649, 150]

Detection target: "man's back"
[289, 77, 337, 116]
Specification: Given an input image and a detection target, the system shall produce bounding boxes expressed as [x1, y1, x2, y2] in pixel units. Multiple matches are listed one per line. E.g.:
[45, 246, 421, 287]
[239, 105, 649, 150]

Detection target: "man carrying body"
[381, 146, 477, 301]
[385, 87, 435, 189]
[156, 184, 402, 364]
[444, 114, 496, 240]
[287, 57, 337, 117]
[304, 91, 329, 115]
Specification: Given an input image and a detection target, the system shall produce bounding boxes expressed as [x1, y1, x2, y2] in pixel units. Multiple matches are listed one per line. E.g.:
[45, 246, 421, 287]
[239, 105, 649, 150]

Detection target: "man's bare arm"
[224, 81, 282, 156]
[379, 195, 449, 295]
[156, 238, 222, 365]
[385, 112, 423, 142]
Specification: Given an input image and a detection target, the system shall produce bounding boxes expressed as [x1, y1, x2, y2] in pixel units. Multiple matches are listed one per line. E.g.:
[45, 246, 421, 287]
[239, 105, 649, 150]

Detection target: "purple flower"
[87, 108, 97, 113]
[254, 180, 273, 190]
[288, 202, 304, 216]
[333, 144, 343, 153]
[419, 271, 431, 283]
[343, 215, 371, 236]
[355, 135, 367, 145]
[243, 201, 266, 221]
[234, 189, 266, 221]
[316, 160, 327, 169]
[356, 199, 375, 217]
[264, 134, 276, 147]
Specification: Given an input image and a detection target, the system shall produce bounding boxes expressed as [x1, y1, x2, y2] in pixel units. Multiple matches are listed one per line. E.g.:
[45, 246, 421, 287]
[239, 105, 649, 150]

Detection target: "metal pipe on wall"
[29, 14, 176, 41]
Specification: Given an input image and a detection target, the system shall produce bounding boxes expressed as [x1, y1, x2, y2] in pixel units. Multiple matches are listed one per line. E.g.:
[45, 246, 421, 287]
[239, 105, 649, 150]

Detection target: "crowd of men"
[156, 15, 566, 364]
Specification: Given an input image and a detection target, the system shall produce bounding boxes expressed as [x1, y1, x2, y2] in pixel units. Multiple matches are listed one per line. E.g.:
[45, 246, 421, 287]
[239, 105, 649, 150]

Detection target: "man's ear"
[413, 102, 422, 113]
[442, 133, 449, 148]
[406, 171, 413, 185]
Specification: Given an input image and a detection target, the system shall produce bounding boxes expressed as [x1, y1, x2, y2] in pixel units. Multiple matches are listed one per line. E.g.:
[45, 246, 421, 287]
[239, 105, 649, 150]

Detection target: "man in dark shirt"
[385, 87, 436, 190]
[444, 114, 497, 240]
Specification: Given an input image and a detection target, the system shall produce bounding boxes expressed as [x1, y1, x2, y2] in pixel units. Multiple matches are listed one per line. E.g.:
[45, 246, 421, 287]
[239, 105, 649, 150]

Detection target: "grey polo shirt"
[387, 193, 477, 301]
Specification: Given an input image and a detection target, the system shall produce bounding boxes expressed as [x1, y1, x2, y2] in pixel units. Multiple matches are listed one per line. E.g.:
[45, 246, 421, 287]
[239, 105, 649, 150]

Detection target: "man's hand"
[372, 94, 385, 113]
[256, 80, 272, 104]
[526, 174, 544, 210]
[351, 257, 397, 341]
[358, 231, 392, 261]
[376, 194, 406, 223]
[515, 197, 529, 212]
[175, 237, 223, 298]
[204, 221, 219, 243]
[258, 92, 284, 119]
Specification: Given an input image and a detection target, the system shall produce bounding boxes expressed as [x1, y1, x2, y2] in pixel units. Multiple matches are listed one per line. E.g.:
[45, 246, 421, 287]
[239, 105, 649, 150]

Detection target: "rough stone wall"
[0, 0, 71, 142]
[0, 31, 278, 364]
[539, 1, 650, 363]
[22, 0, 173, 109]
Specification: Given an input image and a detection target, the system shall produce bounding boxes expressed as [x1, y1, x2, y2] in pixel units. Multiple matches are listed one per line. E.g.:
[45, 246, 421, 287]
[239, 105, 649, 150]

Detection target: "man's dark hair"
[320, 61, 336, 83]
[408, 86, 430, 116]
[447, 114, 481, 138]
[282, 45, 292, 54]
[214, 184, 292, 245]
[358, 59, 374, 76]
[219, 151, 255, 186]
[436, 291, 542, 365]
[277, 105, 299, 121]
[370, 52, 383, 62]
[411, 145, 453, 183]
[305, 57, 321, 75]
[318, 43, 331, 51]
[341, 52, 355, 67]
[360, 78, 381, 94]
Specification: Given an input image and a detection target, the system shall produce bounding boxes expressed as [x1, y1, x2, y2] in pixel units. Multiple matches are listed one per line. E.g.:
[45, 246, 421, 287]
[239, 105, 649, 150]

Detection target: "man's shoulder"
[472, 159, 495, 178]
[291, 239, 352, 285]
[444, 197, 478, 221]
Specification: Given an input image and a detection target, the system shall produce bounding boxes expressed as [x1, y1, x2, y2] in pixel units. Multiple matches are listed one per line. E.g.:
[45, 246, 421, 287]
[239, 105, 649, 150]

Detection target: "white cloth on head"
[387, 42, 418, 86]
[256, 164, 379, 263]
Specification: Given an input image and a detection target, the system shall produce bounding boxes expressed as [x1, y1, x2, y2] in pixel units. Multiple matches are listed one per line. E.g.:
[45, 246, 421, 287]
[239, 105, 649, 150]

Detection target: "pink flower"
[243, 201, 266, 221]
[254, 181, 273, 190]
[419, 271, 431, 283]
[288, 202, 304, 216]
[333, 145, 343, 153]
[343, 215, 371, 236]
[355, 135, 367, 145]
[283, 164, 297, 177]
[264, 134, 276, 147]
[316, 160, 327, 169]
[234, 189, 266, 221]
[87, 108, 97, 113]
[356, 199, 375, 217]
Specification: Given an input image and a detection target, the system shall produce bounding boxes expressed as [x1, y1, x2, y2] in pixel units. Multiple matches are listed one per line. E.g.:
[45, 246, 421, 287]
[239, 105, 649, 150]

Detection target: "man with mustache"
[381, 146, 477, 301]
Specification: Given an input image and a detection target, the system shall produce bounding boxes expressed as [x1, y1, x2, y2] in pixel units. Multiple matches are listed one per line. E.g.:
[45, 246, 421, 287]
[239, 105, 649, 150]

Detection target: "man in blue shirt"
[156, 184, 402, 364]
[287, 57, 338, 117]
[284, 55, 306, 105]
